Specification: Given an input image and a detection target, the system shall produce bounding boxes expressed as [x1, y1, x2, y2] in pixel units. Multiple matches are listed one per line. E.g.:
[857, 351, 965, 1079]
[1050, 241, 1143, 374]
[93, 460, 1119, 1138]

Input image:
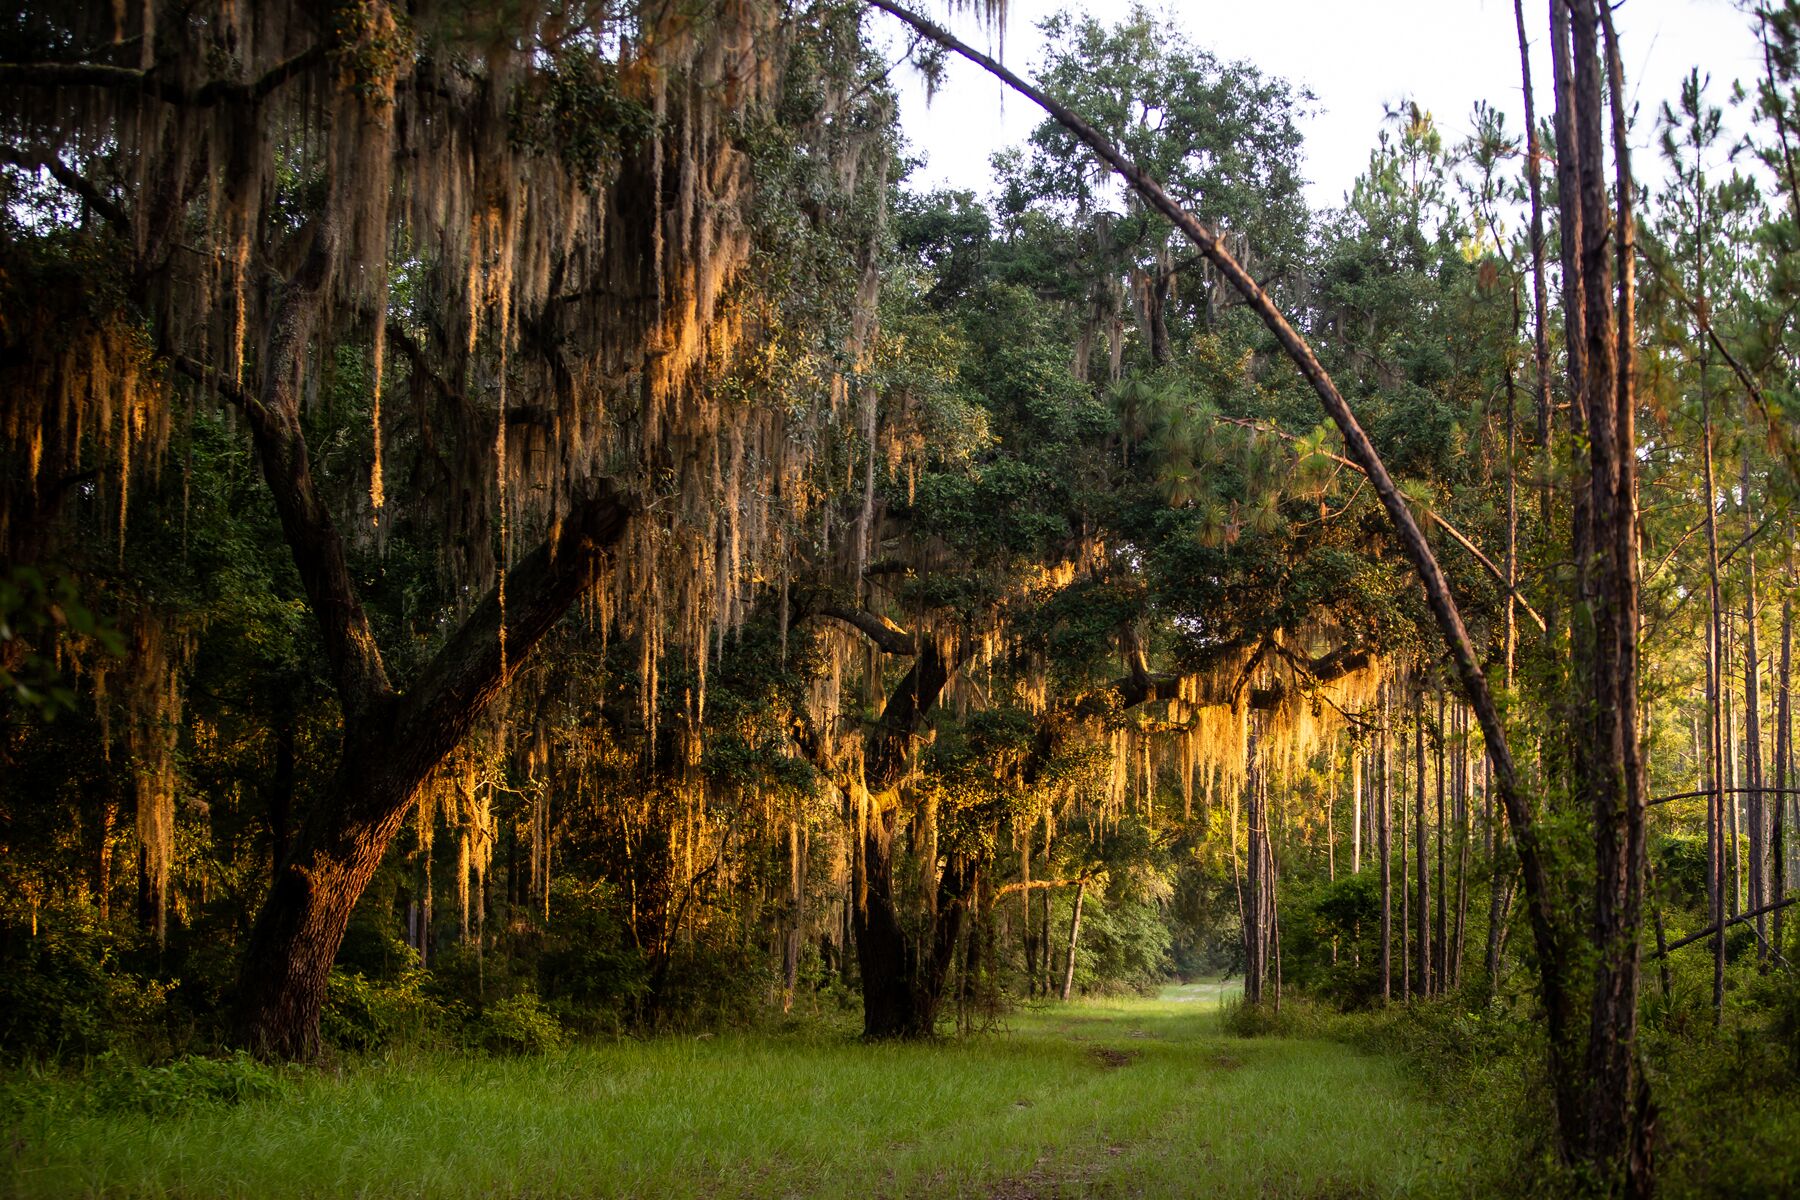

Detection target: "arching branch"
[867, 1, 1566, 1054]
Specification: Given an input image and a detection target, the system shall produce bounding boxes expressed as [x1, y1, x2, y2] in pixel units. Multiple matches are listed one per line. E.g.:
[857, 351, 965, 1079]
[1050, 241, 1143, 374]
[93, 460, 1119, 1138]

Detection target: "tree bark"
[1059, 877, 1086, 1002]
[1743, 435, 1767, 954]
[1571, 5, 1655, 1187]
[1776, 543, 1793, 956]
[1380, 704, 1393, 1003]
[1454, 705, 1471, 990]
[1245, 745, 1266, 1005]
[1435, 688, 1448, 990]
[1416, 691, 1431, 999]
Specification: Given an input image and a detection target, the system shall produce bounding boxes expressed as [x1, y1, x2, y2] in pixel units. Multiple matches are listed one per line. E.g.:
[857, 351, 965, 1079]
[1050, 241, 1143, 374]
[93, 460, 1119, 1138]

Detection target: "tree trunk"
[1742, 444, 1766, 953]
[1570, 5, 1654, 1186]
[1416, 691, 1431, 999]
[1514, 0, 1555, 545]
[1401, 704, 1411, 1002]
[1059, 877, 1086, 1002]
[1380, 704, 1393, 1002]
[1454, 705, 1471, 989]
[237, 488, 630, 1057]
[1703, 362, 1728, 1018]
[783, 819, 802, 1011]
[1021, 836, 1037, 996]
[851, 804, 976, 1039]
[1245, 748, 1266, 1005]
[1728, 624, 1743, 917]
[1776, 544, 1793, 957]
[92, 796, 115, 926]
[1435, 688, 1448, 991]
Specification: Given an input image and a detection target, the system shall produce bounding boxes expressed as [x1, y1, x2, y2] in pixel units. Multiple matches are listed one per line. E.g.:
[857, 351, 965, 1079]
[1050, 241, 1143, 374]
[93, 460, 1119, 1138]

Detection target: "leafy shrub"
[1277, 873, 1384, 1008]
[87, 1051, 289, 1115]
[0, 918, 171, 1060]
[536, 880, 649, 1031]
[472, 992, 563, 1055]
[1068, 891, 1175, 996]
[1220, 993, 1335, 1039]
[648, 937, 775, 1031]
[321, 967, 439, 1052]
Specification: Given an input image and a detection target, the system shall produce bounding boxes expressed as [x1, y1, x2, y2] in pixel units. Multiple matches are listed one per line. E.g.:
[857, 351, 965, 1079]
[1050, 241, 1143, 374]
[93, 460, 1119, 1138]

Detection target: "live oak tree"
[1, 0, 900, 1056]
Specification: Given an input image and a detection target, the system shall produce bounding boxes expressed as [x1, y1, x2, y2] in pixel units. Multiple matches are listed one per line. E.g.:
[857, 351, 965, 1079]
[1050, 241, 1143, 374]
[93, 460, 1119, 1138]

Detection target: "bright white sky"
[882, 0, 1771, 211]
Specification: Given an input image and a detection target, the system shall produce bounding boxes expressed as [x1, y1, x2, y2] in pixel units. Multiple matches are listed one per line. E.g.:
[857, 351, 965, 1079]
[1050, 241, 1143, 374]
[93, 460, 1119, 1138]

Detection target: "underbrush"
[1217, 992, 1339, 1039]
[2, 1050, 293, 1123]
[1310, 960, 1800, 1198]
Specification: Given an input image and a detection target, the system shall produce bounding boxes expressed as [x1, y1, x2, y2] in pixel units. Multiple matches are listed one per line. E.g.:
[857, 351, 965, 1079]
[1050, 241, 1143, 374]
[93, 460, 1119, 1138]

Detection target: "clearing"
[4, 985, 1468, 1198]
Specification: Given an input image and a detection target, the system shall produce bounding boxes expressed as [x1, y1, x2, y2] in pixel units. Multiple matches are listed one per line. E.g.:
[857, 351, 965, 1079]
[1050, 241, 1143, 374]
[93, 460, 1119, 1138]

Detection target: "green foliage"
[322, 969, 440, 1053]
[1277, 872, 1386, 1009]
[471, 992, 564, 1056]
[1066, 887, 1175, 996]
[0, 918, 171, 1061]
[0, 565, 122, 717]
[535, 882, 651, 1032]
[85, 1051, 290, 1115]
[648, 937, 779, 1033]
[509, 55, 657, 189]
[1218, 993, 1336, 1040]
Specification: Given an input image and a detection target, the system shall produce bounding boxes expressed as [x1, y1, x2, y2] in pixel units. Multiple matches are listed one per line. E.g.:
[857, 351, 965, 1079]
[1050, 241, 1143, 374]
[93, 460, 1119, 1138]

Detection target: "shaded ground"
[3, 983, 1470, 1198]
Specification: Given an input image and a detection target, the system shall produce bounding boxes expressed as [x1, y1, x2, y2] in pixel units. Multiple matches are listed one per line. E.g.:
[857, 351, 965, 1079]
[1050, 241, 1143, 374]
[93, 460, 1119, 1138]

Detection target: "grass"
[3, 983, 1471, 1199]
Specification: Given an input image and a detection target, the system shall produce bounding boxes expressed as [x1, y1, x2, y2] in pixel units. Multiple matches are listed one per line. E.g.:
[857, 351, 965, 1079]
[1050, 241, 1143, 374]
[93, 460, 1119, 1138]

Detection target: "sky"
[882, 0, 1773, 211]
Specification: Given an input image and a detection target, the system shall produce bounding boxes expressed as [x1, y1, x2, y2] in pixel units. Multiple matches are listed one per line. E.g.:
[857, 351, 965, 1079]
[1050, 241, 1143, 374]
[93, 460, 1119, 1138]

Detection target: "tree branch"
[863, 0, 1526, 844]
[0, 46, 324, 107]
[1654, 895, 1799, 956]
[0, 146, 128, 230]
[818, 604, 917, 656]
[187, 213, 393, 714]
[1212, 414, 1547, 632]
[382, 482, 633, 801]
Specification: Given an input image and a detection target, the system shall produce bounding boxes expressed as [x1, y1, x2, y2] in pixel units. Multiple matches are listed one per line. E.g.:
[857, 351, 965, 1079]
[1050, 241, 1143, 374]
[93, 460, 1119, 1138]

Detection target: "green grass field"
[3, 984, 1470, 1198]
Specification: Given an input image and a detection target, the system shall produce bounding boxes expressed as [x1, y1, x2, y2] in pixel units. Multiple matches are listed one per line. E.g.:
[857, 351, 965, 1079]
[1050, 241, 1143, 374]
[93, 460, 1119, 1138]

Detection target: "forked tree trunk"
[237, 489, 629, 1058]
[851, 806, 975, 1038]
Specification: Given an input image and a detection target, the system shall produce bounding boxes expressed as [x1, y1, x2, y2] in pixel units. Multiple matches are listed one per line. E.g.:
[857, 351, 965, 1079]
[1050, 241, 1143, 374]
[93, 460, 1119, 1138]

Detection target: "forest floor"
[2, 983, 1471, 1199]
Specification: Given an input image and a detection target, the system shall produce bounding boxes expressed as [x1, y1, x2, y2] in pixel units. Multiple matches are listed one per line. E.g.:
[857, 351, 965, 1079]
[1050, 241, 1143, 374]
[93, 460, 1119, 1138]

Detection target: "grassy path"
[4, 985, 1468, 1198]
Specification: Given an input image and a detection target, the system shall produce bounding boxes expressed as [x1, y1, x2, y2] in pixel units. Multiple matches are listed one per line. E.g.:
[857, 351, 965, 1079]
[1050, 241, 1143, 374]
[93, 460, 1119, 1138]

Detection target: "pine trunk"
[1380, 709, 1393, 1003]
